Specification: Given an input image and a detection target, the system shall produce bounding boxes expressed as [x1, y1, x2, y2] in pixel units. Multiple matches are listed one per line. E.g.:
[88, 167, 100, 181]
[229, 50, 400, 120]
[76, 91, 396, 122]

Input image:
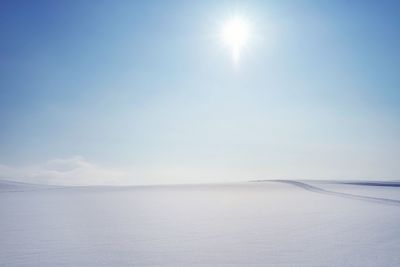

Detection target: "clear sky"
[0, 0, 399, 185]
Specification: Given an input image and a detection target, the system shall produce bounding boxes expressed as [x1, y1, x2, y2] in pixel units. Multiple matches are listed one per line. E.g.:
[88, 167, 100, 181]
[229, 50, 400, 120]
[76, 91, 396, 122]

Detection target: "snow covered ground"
[1, 180, 399, 266]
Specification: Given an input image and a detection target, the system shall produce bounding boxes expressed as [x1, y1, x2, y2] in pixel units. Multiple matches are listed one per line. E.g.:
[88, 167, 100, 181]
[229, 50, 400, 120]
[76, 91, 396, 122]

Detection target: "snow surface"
[1, 180, 399, 266]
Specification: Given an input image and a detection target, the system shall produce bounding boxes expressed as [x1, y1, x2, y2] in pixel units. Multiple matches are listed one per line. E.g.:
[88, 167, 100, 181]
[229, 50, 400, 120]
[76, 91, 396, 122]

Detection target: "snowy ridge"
[271, 180, 400, 206]
[0, 180, 60, 192]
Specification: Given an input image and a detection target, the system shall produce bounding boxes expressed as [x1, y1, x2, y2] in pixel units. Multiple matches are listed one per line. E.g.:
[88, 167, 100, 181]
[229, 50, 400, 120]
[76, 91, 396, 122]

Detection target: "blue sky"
[0, 0, 399, 185]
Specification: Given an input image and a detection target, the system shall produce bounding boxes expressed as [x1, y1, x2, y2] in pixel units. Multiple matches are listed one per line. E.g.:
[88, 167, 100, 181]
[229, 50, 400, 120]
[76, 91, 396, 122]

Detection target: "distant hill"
[0, 180, 58, 192]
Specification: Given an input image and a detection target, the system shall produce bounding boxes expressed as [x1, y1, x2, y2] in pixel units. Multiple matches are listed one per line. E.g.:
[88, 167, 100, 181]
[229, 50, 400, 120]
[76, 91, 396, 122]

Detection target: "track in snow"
[270, 180, 400, 207]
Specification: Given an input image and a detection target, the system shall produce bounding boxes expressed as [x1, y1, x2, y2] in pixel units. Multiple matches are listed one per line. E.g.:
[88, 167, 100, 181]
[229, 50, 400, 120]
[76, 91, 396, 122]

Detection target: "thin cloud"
[0, 156, 128, 186]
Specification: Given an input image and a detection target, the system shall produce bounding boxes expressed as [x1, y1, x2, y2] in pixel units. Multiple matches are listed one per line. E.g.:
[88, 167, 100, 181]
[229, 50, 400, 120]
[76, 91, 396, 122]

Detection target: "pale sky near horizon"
[1, 0, 400, 185]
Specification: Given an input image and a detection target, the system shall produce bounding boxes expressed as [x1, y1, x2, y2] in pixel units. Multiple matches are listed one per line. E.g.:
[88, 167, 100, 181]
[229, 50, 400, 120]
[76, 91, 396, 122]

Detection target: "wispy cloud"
[0, 156, 128, 186]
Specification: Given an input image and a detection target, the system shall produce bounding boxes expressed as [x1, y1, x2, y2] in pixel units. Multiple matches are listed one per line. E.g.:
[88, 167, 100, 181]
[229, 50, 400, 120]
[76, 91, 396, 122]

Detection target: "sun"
[221, 16, 251, 64]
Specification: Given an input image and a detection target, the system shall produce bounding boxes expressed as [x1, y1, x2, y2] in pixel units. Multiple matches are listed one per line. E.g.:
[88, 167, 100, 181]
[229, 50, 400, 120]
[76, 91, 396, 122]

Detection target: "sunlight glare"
[221, 16, 251, 65]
